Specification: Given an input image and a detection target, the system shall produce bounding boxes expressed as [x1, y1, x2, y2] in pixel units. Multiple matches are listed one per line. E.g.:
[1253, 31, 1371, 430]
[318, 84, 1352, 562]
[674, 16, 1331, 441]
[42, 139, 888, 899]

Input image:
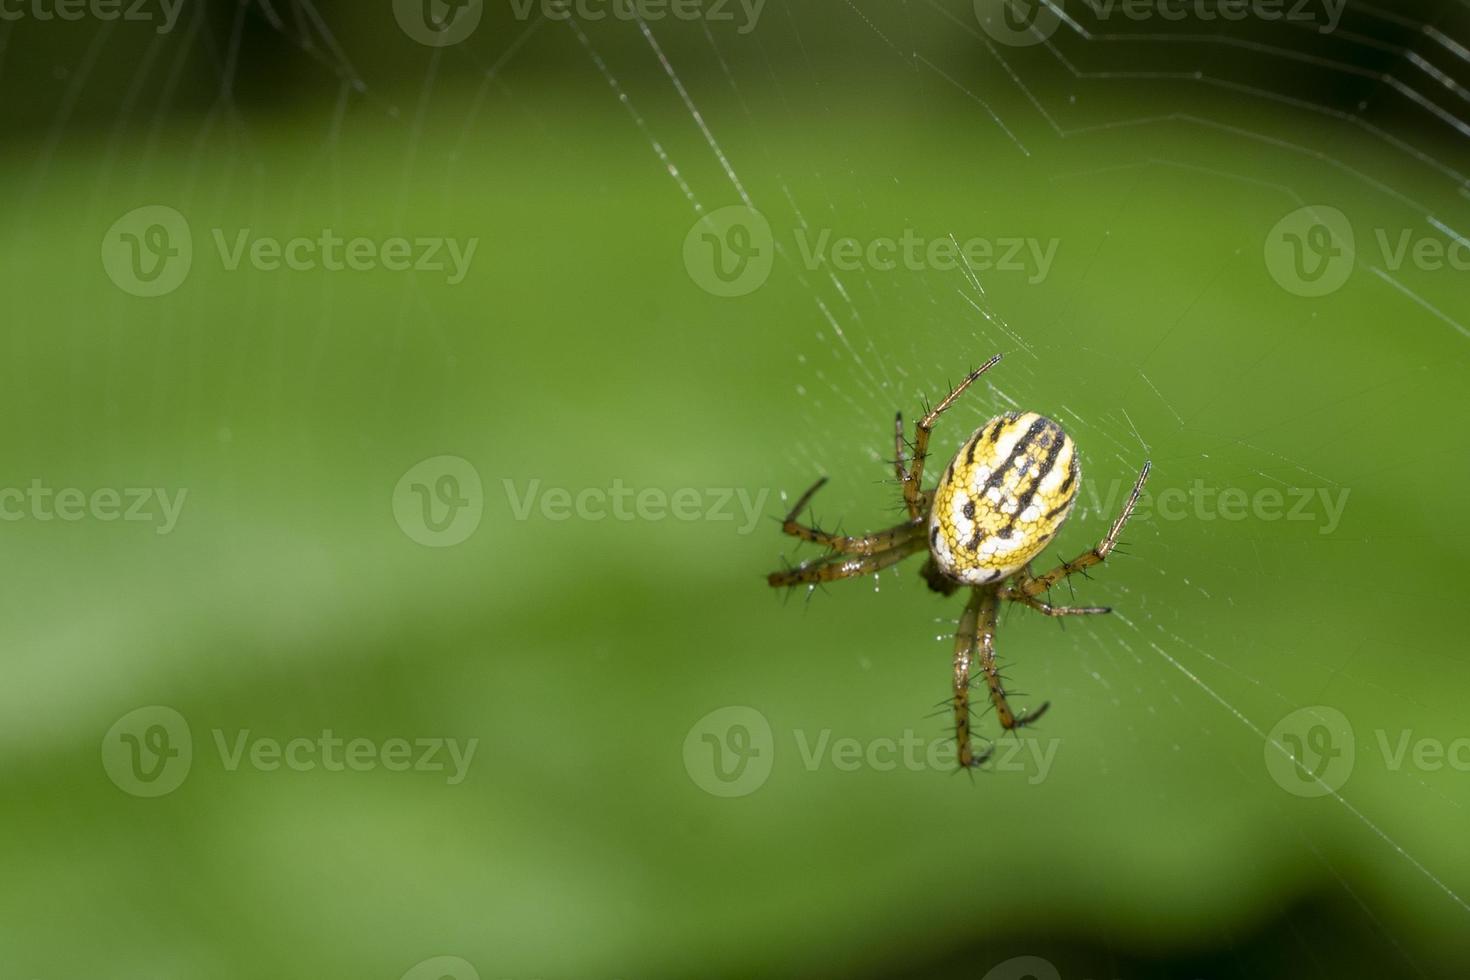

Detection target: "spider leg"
[1005, 593, 1111, 617]
[951, 587, 994, 769]
[777, 477, 925, 555]
[766, 536, 926, 588]
[903, 354, 1002, 519]
[1017, 460, 1151, 597]
[977, 587, 1050, 731]
[893, 411, 908, 487]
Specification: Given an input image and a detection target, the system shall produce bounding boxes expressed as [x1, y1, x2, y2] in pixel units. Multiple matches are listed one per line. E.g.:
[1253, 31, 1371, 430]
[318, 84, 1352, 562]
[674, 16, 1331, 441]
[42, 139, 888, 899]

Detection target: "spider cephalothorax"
[767, 354, 1150, 769]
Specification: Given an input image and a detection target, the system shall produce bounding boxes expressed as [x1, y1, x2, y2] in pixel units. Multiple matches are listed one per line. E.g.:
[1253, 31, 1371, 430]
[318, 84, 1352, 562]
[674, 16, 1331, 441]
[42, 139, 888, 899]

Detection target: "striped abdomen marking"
[928, 411, 1080, 585]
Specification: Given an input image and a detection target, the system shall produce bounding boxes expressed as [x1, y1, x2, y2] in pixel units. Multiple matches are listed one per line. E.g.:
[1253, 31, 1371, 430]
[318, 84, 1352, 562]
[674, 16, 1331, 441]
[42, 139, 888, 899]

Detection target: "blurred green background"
[4, 1, 1470, 978]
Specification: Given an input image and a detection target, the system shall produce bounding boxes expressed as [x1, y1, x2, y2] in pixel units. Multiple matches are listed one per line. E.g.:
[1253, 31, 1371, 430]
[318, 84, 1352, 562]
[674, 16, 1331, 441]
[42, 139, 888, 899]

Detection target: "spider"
[766, 353, 1151, 769]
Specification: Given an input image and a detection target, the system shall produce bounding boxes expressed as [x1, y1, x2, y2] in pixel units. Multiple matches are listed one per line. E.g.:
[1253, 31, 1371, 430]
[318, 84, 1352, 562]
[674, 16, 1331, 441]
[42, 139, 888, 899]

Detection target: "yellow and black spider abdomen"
[928, 411, 1079, 585]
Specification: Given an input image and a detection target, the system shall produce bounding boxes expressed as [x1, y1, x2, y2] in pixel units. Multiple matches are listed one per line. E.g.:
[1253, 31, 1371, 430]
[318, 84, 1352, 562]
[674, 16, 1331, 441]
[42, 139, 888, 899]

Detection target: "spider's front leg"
[902, 354, 1002, 519]
[776, 477, 923, 555]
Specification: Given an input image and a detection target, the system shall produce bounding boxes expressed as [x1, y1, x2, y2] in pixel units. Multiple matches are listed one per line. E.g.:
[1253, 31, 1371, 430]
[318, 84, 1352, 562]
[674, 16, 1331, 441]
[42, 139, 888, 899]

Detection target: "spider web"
[6, 0, 1470, 977]
[544, 3, 1470, 957]
[496, 2, 1470, 973]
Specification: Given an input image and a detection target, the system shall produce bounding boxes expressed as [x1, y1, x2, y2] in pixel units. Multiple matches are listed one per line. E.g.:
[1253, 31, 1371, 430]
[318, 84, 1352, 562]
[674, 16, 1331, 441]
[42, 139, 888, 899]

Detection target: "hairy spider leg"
[776, 477, 925, 556]
[977, 586, 1050, 734]
[901, 354, 1002, 519]
[951, 587, 995, 769]
[767, 535, 927, 588]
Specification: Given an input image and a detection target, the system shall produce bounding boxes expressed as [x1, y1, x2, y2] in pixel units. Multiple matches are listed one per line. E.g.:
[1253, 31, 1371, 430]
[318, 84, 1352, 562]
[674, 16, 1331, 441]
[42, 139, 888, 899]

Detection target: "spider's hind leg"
[977, 588, 1050, 732]
[951, 587, 995, 768]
